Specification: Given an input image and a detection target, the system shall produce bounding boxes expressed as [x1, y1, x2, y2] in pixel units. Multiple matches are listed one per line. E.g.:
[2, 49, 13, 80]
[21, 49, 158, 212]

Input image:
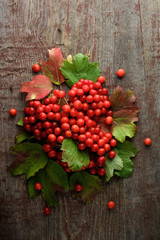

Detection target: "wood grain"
[0, 0, 160, 239]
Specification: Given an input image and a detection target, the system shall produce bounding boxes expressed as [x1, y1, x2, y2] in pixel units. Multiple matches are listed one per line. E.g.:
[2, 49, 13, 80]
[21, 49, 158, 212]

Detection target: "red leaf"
[109, 86, 139, 113]
[98, 86, 139, 142]
[40, 48, 65, 85]
[20, 75, 53, 101]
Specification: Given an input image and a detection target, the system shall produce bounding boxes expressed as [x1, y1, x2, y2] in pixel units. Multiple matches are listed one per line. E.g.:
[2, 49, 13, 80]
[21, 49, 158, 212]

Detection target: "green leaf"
[115, 141, 138, 177]
[109, 86, 139, 143]
[17, 117, 23, 126]
[10, 143, 48, 179]
[61, 139, 90, 171]
[27, 160, 69, 206]
[60, 53, 101, 88]
[104, 149, 123, 182]
[69, 171, 102, 203]
[112, 120, 136, 143]
[16, 132, 34, 144]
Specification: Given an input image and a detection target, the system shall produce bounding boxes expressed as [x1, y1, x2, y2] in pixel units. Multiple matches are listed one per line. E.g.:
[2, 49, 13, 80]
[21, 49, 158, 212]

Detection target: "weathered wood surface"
[0, 0, 160, 239]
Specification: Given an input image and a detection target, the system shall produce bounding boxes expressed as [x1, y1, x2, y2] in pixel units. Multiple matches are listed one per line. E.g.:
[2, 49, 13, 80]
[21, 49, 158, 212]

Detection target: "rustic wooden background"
[0, 0, 160, 239]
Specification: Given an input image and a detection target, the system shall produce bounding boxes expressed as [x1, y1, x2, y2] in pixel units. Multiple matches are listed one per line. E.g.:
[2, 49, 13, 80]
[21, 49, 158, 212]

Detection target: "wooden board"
[0, 0, 160, 239]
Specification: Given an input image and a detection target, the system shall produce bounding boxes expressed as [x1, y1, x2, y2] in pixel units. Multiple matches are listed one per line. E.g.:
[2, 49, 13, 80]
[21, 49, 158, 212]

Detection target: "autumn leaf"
[61, 139, 90, 171]
[60, 53, 101, 88]
[104, 149, 123, 182]
[10, 143, 48, 179]
[69, 171, 102, 203]
[99, 86, 139, 142]
[27, 160, 69, 206]
[40, 47, 65, 85]
[20, 75, 53, 101]
[115, 141, 138, 178]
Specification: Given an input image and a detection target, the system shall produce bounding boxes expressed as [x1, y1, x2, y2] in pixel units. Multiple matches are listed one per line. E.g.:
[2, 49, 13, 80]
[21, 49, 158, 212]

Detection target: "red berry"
[94, 82, 101, 90]
[87, 109, 94, 118]
[108, 151, 116, 159]
[78, 134, 86, 142]
[57, 136, 64, 143]
[48, 150, 57, 158]
[72, 133, 79, 140]
[86, 119, 93, 127]
[103, 101, 111, 108]
[43, 121, 51, 129]
[98, 139, 105, 147]
[92, 134, 99, 142]
[45, 128, 53, 135]
[54, 127, 61, 136]
[62, 105, 71, 113]
[51, 121, 58, 129]
[97, 156, 106, 164]
[78, 143, 86, 150]
[61, 117, 69, 124]
[104, 144, 111, 152]
[144, 138, 152, 146]
[89, 168, 97, 175]
[32, 64, 40, 73]
[43, 207, 51, 215]
[9, 108, 17, 117]
[65, 130, 72, 138]
[117, 68, 125, 78]
[50, 95, 57, 103]
[105, 116, 113, 125]
[68, 89, 76, 97]
[39, 112, 47, 121]
[24, 124, 32, 132]
[102, 88, 108, 95]
[106, 110, 113, 116]
[23, 117, 29, 125]
[97, 148, 105, 156]
[53, 89, 60, 97]
[94, 94, 100, 102]
[36, 106, 44, 113]
[34, 182, 42, 191]
[107, 201, 115, 209]
[44, 98, 50, 105]
[110, 139, 117, 147]
[79, 127, 86, 134]
[47, 112, 55, 120]
[86, 95, 94, 103]
[44, 105, 52, 113]
[48, 134, 56, 142]
[69, 118, 76, 125]
[77, 118, 85, 127]
[61, 123, 70, 131]
[88, 160, 95, 168]
[105, 132, 112, 140]
[34, 129, 41, 136]
[94, 109, 102, 116]
[70, 108, 78, 117]
[98, 76, 105, 83]
[73, 100, 82, 110]
[82, 85, 90, 93]
[52, 104, 60, 113]
[75, 184, 82, 192]
[54, 113, 61, 121]
[85, 138, 94, 147]
[82, 103, 89, 111]
[43, 144, 52, 152]
[71, 124, 79, 133]
[98, 168, 106, 176]
[91, 144, 99, 152]
[59, 90, 66, 98]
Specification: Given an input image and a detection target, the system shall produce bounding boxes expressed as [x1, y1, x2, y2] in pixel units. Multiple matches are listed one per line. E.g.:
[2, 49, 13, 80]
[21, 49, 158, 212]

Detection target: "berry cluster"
[22, 76, 117, 175]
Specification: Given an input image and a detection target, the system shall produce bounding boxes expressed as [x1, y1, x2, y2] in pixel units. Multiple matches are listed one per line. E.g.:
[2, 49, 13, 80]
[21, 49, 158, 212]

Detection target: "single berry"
[108, 151, 116, 159]
[117, 68, 125, 78]
[9, 108, 17, 116]
[75, 184, 82, 192]
[144, 138, 152, 146]
[107, 201, 115, 209]
[34, 182, 42, 191]
[110, 139, 117, 147]
[98, 168, 106, 176]
[32, 64, 40, 73]
[98, 76, 105, 83]
[43, 207, 51, 215]
[105, 116, 113, 125]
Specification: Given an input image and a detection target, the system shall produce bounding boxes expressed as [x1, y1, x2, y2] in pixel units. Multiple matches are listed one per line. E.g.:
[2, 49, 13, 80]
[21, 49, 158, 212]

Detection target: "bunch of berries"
[22, 76, 117, 175]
